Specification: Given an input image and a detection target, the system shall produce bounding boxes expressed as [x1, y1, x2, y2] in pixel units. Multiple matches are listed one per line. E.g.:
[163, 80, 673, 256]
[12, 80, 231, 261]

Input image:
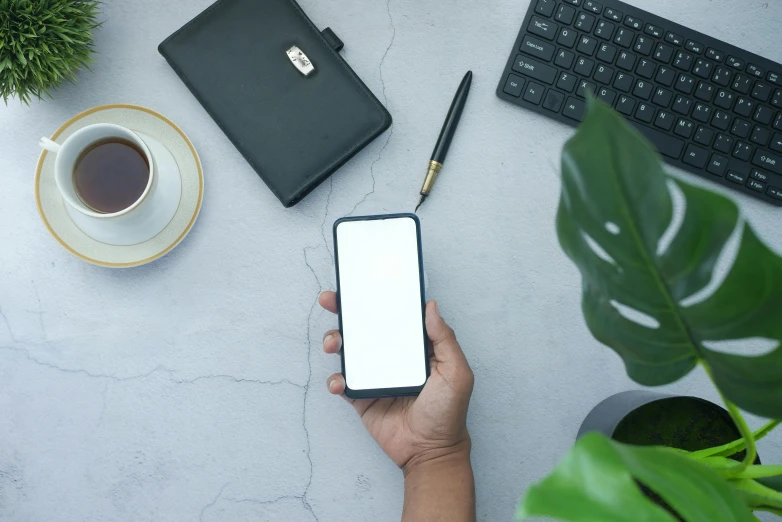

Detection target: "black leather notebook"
[159, 0, 392, 207]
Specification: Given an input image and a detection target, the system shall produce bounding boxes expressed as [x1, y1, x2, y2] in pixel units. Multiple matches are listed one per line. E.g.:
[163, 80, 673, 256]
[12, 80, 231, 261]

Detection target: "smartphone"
[333, 213, 429, 399]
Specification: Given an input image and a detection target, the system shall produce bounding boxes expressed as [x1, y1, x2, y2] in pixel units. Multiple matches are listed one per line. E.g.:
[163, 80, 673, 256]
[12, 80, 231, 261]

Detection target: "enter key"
[752, 150, 782, 175]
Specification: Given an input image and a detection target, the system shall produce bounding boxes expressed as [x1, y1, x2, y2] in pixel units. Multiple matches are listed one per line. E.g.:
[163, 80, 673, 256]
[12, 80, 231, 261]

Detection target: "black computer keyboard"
[496, 0, 782, 206]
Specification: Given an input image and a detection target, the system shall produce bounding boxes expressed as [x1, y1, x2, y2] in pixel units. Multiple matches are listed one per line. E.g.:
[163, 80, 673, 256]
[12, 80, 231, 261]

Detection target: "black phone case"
[332, 213, 430, 399]
[158, 0, 392, 207]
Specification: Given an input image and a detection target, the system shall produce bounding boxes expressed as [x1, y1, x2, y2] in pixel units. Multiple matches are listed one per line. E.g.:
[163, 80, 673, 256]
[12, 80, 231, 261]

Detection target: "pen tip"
[415, 195, 425, 213]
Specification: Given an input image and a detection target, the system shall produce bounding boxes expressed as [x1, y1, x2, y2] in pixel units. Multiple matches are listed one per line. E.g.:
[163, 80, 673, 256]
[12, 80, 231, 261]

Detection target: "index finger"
[318, 291, 338, 314]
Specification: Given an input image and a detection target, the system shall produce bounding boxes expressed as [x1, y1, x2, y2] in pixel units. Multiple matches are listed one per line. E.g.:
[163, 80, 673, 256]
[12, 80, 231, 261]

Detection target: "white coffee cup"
[39, 123, 155, 218]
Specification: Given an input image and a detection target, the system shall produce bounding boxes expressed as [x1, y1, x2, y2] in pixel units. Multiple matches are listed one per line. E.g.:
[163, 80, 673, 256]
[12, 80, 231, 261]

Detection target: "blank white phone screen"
[336, 217, 427, 391]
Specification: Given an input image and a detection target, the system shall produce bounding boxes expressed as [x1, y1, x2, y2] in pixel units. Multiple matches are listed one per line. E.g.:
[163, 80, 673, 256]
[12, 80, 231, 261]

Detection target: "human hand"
[318, 291, 474, 474]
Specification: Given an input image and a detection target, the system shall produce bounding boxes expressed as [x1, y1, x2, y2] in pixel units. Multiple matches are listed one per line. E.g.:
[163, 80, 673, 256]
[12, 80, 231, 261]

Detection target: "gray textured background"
[2, 0, 782, 520]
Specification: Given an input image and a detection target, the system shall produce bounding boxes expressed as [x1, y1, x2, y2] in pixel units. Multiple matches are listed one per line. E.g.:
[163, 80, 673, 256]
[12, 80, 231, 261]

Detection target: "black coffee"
[73, 138, 150, 214]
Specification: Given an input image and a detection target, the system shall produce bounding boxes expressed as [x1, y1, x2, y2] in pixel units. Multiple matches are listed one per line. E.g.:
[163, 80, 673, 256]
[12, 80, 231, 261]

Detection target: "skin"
[319, 291, 476, 522]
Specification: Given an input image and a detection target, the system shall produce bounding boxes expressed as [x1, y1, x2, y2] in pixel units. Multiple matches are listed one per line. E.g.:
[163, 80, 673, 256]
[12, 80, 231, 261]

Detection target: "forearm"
[401, 439, 476, 522]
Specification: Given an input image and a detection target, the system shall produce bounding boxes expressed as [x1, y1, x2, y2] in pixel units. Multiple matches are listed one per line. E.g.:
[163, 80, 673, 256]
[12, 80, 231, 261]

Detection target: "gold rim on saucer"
[35, 104, 204, 268]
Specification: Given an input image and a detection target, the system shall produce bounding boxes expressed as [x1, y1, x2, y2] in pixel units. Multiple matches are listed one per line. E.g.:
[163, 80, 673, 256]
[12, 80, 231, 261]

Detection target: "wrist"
[403, 433, 472, 479]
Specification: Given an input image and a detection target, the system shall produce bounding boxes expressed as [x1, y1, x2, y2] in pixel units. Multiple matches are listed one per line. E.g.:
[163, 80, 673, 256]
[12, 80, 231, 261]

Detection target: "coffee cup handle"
[39, 137, 62, 154]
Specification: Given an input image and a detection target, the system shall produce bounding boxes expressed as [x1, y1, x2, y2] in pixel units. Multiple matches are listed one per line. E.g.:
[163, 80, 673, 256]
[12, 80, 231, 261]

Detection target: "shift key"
[752, 150, 782, 175]
[512, 55, 557, 85]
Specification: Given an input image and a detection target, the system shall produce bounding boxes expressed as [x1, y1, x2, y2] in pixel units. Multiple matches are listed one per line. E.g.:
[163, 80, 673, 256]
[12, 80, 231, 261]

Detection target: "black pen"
[415, 70, 472, 212]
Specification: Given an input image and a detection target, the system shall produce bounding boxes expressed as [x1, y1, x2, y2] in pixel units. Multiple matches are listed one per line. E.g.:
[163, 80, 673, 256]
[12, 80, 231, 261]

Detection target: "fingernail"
[433, 301, 440, 317]
[328, 378, 337, 392]
[324, 334, 333, 344]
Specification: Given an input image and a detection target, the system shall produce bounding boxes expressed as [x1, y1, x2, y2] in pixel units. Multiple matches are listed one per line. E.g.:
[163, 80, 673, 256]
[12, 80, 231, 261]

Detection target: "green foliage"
[0, 0, 101, 104]
[516, 100, 782, 521]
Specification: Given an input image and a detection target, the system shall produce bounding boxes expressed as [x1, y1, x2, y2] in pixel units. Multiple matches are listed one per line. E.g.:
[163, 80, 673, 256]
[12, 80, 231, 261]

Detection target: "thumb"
[425, 301, 466, 364]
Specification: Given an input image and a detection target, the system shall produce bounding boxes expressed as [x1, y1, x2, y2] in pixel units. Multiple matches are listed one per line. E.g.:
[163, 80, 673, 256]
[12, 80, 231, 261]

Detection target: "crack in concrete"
[348, 0, 396, 217]
[33, 285, 47, 341]
[225, 494, 319, 520]
[319, 178, 334, 264]
[0, 306, 17, 344]
[199, 482, 230, 522]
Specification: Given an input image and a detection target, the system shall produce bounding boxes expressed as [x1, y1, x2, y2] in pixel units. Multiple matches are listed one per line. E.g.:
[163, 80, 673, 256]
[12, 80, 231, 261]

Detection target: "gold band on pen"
[419, 160, 443, 196]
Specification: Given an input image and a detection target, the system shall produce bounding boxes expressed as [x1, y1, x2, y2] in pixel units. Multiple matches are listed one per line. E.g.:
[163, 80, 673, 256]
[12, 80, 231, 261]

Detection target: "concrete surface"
[2, 0, 782, 520]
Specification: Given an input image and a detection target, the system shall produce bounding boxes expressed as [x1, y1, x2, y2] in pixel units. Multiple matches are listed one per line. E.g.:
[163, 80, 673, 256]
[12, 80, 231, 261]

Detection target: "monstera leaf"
[556, 100, 782, 419]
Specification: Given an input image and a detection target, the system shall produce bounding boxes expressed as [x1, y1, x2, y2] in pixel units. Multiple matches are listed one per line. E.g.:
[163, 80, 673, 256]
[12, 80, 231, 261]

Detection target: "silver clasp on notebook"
[286, 46, 315, 76]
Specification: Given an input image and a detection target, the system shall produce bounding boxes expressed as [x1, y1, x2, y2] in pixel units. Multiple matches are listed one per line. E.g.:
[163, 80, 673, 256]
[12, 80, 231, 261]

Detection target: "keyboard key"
[769, 71, 782, 86]
[632, 121, 684, 158]
[604, 8, 622, 22]
[535, 0, 556, 17]
[675, 74, 695, 94]
[775, 113, 782, 131]
[672, 95, 693, 115]
[683, 144, 709, 167]
[726, 170, 747, 184]
[577, 35, 598, 56]
[751, 126, 770, 146]
[634, 35, 653, 56]
[654, 110, 675, 131]
[594, 64, 614, 84]
[645, 24, 664, 38]
[751, 82, 772, 102]
[616, 95, 635, 115]
[557, 27, 578, 48]
[556, 4, 576, 24]
[706, 48, 724, 62]
[529, 16, 558, 40]
[714, 89, 735, 110]
[733, 141, 752, 161]
[652, 87, 673, 107]
[596, 43, 617, 63]
[674, 118, 694, 138]
[727, 56, 745, 70]
[561, 0, 580, 4]
[693, 58, 713, 79]
[521, 35, 556, 61]
[673, 51, 694, 71]
[707, 154, 728, 176]
[694, 126, 715, 146]
[633, 79, 653, 100]
[575, 12, 596, 31]
[665, 32, 684, 46]
[752, 149, 782, 174]
[747, 64, 765, 79]
[694, 82, 715, 102]
[754, 105, 773, 125]
[656, 66, 676, 87]
[693, 102, 717, 122]
[613, 27, 633, 48]
[584, 0, 602, 13]
[769, 186, 782, 200]
[635, 102, 654, 123]
[732, 75, 752, 94]
[685, 40, 704, 54]
[503, 74, 525, 97]
[555, 49, 575, 68]
[714, 133, 734, 153]
[771, 133, 782, 152]
[747, 179, 766, 192]
[636, 58, 655, 79]
[773, 89, 782, 108]
[595, 21, 615, 40]
[712, 66, 732, 87]
[543, 89, 565, 112]
[557, 71, 577, 92]
[523, 81, 546, 104]
[563, 97, 586, 121]
[613, 72, 633, 92]
[624, 15, 643, 30]
[597, 87, 616, 106]
[751, 169, 770, 183]
[576, 80, 597, 98]
[513, 55, 558, 84]
[654, 43, 674, 64]
[616, 51, 636, 71]
[712, 110, 731, 130]
[734, 97, 755, 117]
[574, 57, 595, 76]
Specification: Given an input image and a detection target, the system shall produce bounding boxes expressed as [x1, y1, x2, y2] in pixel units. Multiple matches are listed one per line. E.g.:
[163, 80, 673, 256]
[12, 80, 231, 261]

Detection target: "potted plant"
[0, 0, 101, 104]
[516, 100, 782, 521]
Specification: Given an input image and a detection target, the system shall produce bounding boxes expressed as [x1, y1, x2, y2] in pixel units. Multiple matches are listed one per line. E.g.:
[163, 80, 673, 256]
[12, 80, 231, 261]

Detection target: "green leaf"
[690, 420, 779, 459]
[518, 433, 754, 522]
[731, 479, 782, 511]
[557, 100, 782, 418]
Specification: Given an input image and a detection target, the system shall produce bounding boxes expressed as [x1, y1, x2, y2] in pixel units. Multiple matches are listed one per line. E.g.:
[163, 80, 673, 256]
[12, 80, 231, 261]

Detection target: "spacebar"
[631, 122, 684, 160]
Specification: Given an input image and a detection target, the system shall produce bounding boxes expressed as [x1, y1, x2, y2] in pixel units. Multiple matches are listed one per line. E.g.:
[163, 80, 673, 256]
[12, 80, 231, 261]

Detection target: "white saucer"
[35, 104, 204, 267]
